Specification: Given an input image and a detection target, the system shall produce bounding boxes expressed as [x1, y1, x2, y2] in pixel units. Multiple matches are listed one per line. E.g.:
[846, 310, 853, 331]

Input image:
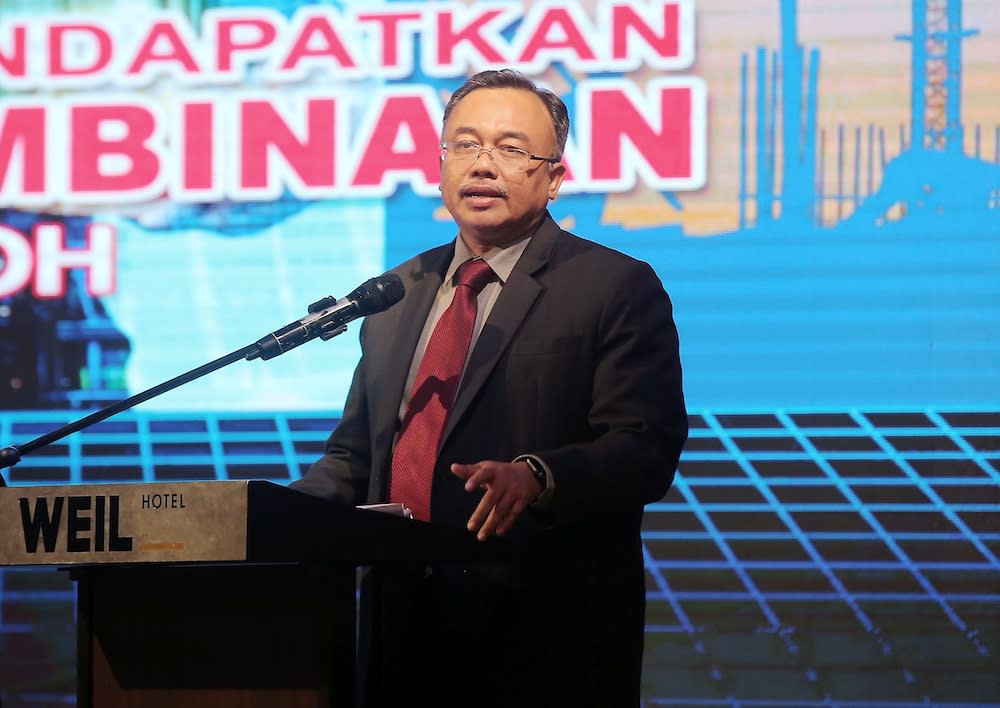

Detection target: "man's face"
[439, 88, 566, 253]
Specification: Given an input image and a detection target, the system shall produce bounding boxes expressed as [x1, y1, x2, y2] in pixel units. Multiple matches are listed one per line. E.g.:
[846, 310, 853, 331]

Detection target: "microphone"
[246, 273, 404, 361]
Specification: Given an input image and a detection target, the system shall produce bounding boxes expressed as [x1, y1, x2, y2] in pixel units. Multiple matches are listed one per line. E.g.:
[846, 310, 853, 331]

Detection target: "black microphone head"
[350, 273, 405, 316]
[0, 445, 21, 472]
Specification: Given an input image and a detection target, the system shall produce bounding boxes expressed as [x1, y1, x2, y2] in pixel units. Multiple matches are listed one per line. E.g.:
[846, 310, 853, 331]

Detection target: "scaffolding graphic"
[738, 0, 997, 231]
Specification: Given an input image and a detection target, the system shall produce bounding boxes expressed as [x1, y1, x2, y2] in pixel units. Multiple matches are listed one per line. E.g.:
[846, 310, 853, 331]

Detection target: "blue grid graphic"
[643, 409, 999, 705]
[1, 408, 998, 706]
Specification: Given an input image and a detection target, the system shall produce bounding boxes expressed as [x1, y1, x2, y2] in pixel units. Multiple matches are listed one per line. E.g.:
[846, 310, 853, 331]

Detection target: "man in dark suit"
[291, 69, 687, 707]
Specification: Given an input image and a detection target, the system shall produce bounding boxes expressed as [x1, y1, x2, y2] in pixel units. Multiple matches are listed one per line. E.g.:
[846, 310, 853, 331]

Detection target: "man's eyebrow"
[448, 126, 532, 143]
[448, 125, 479, 138]
[497, 129, 531, 143]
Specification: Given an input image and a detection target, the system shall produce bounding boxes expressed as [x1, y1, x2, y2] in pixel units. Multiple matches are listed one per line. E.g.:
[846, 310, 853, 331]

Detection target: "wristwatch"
[523, 456, 547, 491]
[520, 455, 554, 508]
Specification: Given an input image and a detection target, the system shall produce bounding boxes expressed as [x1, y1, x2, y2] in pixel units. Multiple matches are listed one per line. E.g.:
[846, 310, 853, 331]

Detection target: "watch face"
[527, 458, 546, 485]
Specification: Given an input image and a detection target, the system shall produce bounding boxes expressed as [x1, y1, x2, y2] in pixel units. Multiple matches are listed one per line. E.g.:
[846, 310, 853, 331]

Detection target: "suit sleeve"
[536, 259, 688, 516]
[288, 323, 374, 506]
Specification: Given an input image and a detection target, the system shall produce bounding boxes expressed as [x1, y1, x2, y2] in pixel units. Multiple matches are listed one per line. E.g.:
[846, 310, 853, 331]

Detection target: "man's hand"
[450, 460, 543, 541]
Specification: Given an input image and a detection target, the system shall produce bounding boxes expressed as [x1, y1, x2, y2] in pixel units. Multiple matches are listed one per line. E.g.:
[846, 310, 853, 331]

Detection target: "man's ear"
[547, 162, 567, 200]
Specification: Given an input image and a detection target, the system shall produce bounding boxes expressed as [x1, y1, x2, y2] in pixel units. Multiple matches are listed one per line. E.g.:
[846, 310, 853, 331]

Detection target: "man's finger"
[467, 485, 498, 532]
[460, 463, 496, 491]
[477, 503, 503, 541]
[450, 462, 479, 480]
[478, 489, 520, 539]
[495, 498, 529, 536]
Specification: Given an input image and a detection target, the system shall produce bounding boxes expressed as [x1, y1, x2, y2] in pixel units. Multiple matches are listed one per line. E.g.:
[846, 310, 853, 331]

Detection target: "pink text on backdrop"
[0, 222, 116, 298]
[0, 78, 706, 205]
[0, 2, 694, 86]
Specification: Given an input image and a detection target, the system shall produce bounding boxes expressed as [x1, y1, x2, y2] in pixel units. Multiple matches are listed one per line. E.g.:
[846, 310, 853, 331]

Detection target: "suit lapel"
[440, 216, 560, 450]
[367, 244, 453, 481]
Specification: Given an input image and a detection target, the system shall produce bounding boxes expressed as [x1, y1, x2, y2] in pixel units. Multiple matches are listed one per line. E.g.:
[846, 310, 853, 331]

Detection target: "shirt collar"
[445, 233, 531, 286]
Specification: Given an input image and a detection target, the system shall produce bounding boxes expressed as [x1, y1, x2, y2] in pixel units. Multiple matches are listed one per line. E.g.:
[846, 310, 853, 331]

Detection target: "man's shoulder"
[548, 225, 650, 273]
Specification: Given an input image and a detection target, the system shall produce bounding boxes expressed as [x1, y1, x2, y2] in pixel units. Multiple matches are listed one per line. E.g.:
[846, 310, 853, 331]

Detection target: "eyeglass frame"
[439, 140, 561, 172]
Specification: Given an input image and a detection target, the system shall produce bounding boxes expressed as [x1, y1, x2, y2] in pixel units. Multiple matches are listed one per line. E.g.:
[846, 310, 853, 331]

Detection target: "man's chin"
[460, 219, 541, 251]
[456, 212, 507, 236]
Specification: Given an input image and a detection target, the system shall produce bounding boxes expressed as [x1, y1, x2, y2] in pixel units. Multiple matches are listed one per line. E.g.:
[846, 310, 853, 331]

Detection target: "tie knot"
[456, 258, 494, 295]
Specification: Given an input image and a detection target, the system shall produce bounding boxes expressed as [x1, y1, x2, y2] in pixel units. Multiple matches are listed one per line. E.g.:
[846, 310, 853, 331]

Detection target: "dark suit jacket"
[292, 213, 687, 707]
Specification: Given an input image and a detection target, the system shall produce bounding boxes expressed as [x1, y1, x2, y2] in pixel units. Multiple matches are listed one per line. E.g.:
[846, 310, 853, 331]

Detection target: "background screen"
[1, 0, 997, 706]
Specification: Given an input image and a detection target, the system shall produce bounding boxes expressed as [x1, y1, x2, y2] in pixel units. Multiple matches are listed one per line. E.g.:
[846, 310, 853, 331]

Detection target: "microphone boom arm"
[0, 273, 404, 484]
[0, 343, 256, 480]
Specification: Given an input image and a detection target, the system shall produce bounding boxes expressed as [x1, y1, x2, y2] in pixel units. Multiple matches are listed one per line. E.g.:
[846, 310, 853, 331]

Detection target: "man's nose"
[469, 150, 499, 175]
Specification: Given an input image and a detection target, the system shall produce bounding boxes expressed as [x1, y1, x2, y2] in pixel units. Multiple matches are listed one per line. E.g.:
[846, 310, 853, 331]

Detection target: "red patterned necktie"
[390, 258, 495, 521]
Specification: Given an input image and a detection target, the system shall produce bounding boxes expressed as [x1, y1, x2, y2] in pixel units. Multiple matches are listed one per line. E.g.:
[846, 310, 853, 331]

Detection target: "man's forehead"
[444, 88, 554, 139]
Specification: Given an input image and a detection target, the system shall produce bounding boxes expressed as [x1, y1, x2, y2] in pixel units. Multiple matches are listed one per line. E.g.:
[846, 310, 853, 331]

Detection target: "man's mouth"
[460, 184, 508, 201]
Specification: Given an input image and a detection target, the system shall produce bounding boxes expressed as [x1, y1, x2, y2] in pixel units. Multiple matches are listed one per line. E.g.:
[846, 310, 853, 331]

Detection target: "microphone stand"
[0, 273, 404, 487]
[1, 341, 268, 486]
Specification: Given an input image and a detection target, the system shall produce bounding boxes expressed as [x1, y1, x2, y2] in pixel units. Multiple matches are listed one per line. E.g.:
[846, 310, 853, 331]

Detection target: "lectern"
[0, 480, 499, 708]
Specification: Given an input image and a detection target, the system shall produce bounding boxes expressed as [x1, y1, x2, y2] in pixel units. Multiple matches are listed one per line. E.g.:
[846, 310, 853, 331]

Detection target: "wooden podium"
[0, 480, 500, 708]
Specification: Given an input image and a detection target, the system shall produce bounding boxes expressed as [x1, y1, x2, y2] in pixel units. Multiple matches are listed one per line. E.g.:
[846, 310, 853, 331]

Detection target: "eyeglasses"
[439, 140, 560, 172]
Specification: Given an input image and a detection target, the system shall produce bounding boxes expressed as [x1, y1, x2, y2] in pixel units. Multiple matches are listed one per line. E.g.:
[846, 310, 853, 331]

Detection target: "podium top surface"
[0, 480, 505, 567]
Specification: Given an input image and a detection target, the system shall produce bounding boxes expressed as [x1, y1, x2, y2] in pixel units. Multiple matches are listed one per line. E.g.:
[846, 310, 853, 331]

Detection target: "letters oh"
[0, 222, 117, 298]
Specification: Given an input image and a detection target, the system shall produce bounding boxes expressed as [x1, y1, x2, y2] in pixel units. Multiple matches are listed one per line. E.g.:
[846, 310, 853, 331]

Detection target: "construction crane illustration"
[897, 0, 979, 153]
[843, 0, 997, 231]
[738, 0, 996, 232]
